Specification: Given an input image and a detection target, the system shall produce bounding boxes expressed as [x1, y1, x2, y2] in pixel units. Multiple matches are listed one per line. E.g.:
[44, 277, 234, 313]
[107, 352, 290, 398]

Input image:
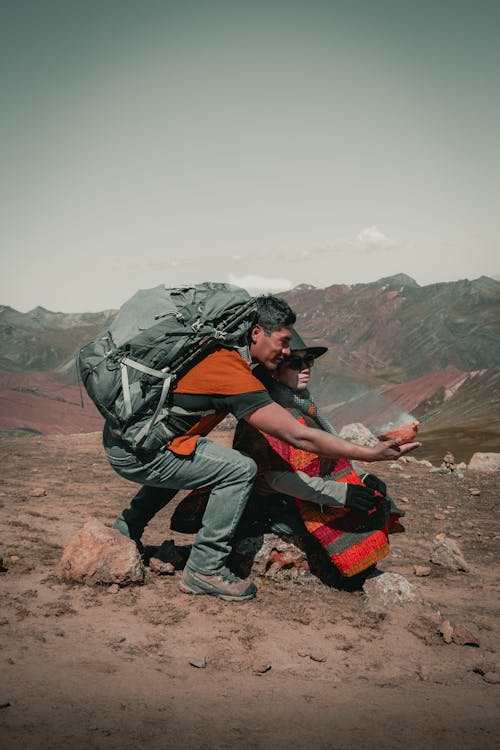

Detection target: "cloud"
[354, 226, 397, 253]
[227, 274, 293, 293]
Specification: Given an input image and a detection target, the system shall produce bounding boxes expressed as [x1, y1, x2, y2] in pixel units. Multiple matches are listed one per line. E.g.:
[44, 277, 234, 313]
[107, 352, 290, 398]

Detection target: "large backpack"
[77, 282, 258, 451]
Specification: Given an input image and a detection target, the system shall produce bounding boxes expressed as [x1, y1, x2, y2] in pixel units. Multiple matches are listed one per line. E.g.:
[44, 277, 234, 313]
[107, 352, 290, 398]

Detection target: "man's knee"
[235, 453, 257, 481]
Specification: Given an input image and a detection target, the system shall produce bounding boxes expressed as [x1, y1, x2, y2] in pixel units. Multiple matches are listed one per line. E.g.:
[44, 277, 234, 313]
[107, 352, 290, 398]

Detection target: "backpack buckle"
[191, 319, 202, 332]
[213, 329, 227, 340]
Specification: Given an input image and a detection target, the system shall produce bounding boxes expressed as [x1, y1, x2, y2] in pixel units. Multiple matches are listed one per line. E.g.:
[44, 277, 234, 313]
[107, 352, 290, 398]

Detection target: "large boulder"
[468, 452, 500, 472]
[55, 519, 144, 585]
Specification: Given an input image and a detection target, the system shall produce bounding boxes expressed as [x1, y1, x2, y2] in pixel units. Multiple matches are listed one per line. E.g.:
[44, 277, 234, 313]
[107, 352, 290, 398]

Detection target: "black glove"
[345, 485, 379, 514]
[361, 473, 387, 497]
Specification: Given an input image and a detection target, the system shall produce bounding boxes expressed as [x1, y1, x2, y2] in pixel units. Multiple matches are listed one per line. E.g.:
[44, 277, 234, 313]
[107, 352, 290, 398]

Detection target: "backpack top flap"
[108, 282, 253, 349]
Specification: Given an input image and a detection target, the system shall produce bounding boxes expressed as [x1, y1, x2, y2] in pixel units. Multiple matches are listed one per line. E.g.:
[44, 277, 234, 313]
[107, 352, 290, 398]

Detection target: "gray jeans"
[103, 425, 257, 574]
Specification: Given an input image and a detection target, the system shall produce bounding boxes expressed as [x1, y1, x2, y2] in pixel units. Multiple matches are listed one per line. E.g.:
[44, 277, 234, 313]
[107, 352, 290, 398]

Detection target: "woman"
[173, 330, 404, 584]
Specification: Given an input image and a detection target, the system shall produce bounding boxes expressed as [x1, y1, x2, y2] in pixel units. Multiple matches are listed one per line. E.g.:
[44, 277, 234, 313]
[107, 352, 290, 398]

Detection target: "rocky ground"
[0, 431, 499, 750]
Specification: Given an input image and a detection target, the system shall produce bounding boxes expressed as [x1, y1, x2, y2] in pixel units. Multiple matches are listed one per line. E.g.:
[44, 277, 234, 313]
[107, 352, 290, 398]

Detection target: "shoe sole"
[178, 580, 256, 602]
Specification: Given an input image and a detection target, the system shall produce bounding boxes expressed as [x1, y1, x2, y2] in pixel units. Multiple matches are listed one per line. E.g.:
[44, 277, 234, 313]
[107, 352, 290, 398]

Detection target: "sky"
[1, 0, 499, 312]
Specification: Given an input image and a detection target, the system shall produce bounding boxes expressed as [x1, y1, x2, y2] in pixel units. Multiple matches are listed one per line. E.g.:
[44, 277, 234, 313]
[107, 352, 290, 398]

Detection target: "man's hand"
[367, 439, 421, 462]
[345, 485, 378, 513]
[362, 473, 387, 496]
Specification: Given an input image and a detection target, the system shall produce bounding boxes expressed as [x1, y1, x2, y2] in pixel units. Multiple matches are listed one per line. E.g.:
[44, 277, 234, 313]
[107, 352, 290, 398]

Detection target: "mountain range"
[1, 274, 499, 462]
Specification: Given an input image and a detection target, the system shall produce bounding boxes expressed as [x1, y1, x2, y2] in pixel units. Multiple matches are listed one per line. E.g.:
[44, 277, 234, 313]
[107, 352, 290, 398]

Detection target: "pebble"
[399, 496, 409, 503]
[309, 653, 327, 663]
[434, 514, 446, 520]
[149, 558, 175, 575]
[468, 488, 481, 496]
[438, 620, 454, 644]
[54, 629, 65, 637]
[483, 672, 500, 684]
[189, 656, 207, 669]
[108, 584, 120, 594]
[9, 556, 20, 563]
[29, 488, 47, 497]
[297, 650, 309, 658]
[252, 663, 272, 674]
[418, 665, 430, 681]
[390, 463, 403, 470]
[452, 623, 480, 647]
[427, 489, 436, 495]
[413, 565, 431, 577]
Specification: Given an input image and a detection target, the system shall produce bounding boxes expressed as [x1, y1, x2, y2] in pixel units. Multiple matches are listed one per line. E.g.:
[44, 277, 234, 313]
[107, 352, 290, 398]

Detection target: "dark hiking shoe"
[179, 566, 257, 602]
[113, 515, 145, 555]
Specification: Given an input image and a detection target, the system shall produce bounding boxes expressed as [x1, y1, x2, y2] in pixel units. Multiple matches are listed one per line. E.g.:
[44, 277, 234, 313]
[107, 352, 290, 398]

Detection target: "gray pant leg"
[104, 434, 257, 574]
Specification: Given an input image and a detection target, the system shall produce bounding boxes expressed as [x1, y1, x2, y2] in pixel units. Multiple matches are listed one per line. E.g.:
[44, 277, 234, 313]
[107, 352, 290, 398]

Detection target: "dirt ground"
[0, 431, 499, 750]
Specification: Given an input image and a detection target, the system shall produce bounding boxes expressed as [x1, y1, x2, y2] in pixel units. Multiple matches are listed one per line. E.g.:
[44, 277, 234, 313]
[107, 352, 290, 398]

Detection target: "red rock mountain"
[1, 275, 499, 462]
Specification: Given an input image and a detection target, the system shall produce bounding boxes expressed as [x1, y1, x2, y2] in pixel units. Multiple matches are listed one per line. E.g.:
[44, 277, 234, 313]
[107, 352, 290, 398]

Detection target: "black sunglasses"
[284, 353, 315, 370]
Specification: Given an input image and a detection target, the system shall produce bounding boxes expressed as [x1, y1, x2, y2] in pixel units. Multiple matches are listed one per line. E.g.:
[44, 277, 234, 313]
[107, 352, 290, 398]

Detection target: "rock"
[338, 423, 378, 447]
[29, 488, 47, 497]
[55, 519, 144, 586]
[468, 488, 481, 496]
[429, 536, 469, 572]
[252, 663, 271, 674]
[434, 514, 446, 520]
[438, 619, 454, 644]
[107, 584, 119, 594]
[483, 672, 500, 684]
[468, 452, 500, 472]
[456, 462, 467, 471]
[309, 653, 327, 663]
[419, 459, 433, 468]
[413, 565, 431, 577]
[149, 558, 175, 575]
[418, 665, 430, 681]
[390, 462, 403, 470]
[297, 650, 309, 658]
[189, 656, 207, 669]
[399, 496, 409, 503]
[363, 572, 416, 611]
[251, 534, 309, 579]
[378, 421, 419, 446]
[452, 623, 480, 647]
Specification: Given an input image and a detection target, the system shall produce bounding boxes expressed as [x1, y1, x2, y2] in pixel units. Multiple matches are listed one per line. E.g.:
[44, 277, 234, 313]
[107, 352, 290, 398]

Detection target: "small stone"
[401, 474, 412, 479]
[297, 650, 309, 658]
[148, 558, 175, 575]
[108, 584, 120, 594]
[418, 665, 430, 681]
[399, 496, 409, 503]
[430, 536, 469, 572]
[0, 618, 8, 626]
[468, 488, 481, 496]
[363, 572, 416, 611]
[483, 672, 500, 684]
[54, 629, 65, 637]
[438, 620, 454, 644]
[413, 565, 431, 577]
[9, 556, 20, 563]
[434, 514, 446, 520]
[29, 488, 47, 497]
[452, 623, 480, 647]
[189, 656, 207, 669]
[450, 532, 462, 538]
[427, 489, 436, 495]
[390, 463, 403, 470]
[309, 653, 327, 663]
[252, 663, 272, 674]
[468, 452, 500, 472]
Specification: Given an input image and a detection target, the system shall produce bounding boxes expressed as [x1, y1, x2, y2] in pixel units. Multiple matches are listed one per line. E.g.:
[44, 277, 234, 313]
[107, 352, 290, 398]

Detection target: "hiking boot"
[113, 515, 145, 555]
[179, 566, 257, 602]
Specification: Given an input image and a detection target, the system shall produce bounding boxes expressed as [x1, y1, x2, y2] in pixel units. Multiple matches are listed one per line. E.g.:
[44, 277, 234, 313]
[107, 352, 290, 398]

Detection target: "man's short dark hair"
[253, 295, 296, 333]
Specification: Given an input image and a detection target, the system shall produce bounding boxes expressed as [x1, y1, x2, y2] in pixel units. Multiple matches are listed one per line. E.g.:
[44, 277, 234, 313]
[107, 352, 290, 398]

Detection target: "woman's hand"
[366, 439, 422, 462]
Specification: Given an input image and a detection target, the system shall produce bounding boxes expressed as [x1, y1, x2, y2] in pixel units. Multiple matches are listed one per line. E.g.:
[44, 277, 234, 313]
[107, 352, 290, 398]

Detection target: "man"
[105, 296, 420, 602]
